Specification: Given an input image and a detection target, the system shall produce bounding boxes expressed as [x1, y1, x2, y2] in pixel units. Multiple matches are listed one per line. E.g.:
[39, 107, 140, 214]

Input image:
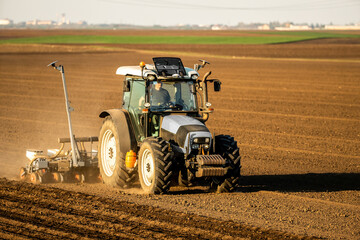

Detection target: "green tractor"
[98, 57, 241, 194]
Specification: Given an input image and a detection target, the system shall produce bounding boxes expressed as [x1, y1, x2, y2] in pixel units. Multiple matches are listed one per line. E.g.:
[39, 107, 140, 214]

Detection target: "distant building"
[77, 21, 87, 25]
[324, 25, 360, 30]
[275, 24, 311, 31]
[26, 19, 55, 26]
[257, 24, 270, 30]
[211, 25, 228, 30]
[38, 20, 55, 25]
[290, 25, 311, 30]
[0, 19, 13, 25]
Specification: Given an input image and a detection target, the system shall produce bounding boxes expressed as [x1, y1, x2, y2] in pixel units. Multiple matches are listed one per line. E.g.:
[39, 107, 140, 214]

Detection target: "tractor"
[98, 57, 241, 194]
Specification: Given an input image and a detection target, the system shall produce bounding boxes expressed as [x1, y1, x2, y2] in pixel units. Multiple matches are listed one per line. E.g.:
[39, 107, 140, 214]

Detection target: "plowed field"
[0, 30, 359, 239]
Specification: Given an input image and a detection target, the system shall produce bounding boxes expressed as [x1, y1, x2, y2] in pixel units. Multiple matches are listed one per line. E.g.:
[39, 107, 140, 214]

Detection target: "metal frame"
[48, 61, 80, 167]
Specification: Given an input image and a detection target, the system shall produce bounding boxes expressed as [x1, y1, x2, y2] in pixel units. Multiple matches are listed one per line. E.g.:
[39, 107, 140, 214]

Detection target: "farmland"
[0, 29, 359, 239]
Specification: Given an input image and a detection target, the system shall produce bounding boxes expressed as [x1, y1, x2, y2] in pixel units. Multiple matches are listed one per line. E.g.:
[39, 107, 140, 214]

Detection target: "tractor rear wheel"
[212, 135, 241, 193]
[99, 116, 136, 188]
[138, 137, 173, 194]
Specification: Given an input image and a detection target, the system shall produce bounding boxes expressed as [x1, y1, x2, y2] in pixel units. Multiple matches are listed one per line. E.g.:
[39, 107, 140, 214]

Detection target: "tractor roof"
[116, 57, 199, 80]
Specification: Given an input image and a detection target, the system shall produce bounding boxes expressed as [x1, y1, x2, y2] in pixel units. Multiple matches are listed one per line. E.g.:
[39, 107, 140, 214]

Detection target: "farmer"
[151, 81, 171, 106]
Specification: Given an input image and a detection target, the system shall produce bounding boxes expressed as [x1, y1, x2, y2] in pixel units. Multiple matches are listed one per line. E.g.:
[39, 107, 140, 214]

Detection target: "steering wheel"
[158, 102, 183, 110]
[172, 104, 183, 110]
[177, 99, 188, 110]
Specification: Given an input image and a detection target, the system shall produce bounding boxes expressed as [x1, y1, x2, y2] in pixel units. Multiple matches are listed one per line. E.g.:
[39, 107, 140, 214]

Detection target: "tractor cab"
[119, 57, 213, 142]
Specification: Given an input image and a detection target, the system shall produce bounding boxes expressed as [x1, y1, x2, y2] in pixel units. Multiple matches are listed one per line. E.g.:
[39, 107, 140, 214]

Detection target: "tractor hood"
[161, 115, 212, 153]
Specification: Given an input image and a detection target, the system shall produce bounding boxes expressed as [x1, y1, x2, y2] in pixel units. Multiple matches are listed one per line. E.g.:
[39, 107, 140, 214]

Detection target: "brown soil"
[0, 178, 315, 240]
[0, 30, 359, 239]
[107, 42, 360, 59]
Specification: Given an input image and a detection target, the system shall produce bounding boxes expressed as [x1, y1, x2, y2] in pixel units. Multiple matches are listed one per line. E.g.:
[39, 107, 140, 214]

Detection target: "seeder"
[19, 61, 99, 183]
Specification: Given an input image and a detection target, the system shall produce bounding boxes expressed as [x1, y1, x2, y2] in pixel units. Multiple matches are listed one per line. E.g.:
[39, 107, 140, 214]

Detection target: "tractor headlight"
[205, 102, 212, 107]
[191, 74, 199, 80]
[204, 144, 210, 149]
[192, 144, 200, 149]
[193, 137, 210, 144]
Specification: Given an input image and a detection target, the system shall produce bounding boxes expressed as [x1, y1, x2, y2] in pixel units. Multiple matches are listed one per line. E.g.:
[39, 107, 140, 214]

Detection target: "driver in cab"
[151, 81, 171, 106]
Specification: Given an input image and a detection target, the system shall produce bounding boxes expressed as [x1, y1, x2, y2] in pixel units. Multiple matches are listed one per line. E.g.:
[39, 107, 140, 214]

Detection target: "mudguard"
[99, 109, 137, 157]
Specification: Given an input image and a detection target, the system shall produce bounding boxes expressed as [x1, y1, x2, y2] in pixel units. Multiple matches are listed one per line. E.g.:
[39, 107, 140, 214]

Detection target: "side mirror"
[123, 79, 131, 92]
[214, 80, 221, 92]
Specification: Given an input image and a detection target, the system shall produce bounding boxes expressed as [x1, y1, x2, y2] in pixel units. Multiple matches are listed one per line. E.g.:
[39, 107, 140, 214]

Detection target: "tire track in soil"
[0, 87, 121, 101]
[221, 85, 359, 96]
[0, 93, 120, 104]
[213, 126, 360, 144]
[0, 116, 97, 130]
[0, 81, 121, 94]
[0, 178, 316, 240]
[0, 216, 77, 240]
[0, 194, 208, 240]
[0, 105, 94, 118]
[211, 127, 360, 160]
[1, 192, 235, 240]
[239, 143, 360, 160]
[209, 116, 360, 141]
[214, 96, 360, 108]
[224, 77, 360, 89]
[216, 109, 360, 122]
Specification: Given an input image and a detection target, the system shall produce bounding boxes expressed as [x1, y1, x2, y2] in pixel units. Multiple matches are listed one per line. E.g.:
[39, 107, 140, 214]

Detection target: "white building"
[0, 19, 13, 25]
[325, 25, 360, 30]
[275, 24, 311, 31]
[211, 25, 228, 31]
[26, 19, 55, 26]
[258, 24, 270, 30]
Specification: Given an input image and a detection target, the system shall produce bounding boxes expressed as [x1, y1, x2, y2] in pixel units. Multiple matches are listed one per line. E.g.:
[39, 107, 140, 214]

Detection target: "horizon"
[0, 0, 359, 26]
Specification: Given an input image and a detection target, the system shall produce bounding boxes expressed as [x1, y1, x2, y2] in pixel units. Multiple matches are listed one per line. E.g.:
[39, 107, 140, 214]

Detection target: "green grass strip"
[249, 31, 360, 38]
[0, 32, 358, 45]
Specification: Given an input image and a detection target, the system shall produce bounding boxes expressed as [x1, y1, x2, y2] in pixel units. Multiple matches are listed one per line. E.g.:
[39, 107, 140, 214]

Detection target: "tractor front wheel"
[212, 135, 241, 193]
[138, 138, 173, 194]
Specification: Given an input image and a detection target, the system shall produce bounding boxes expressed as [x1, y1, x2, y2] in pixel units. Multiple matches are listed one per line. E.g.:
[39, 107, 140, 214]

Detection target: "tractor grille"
[196, 154, 226, 166]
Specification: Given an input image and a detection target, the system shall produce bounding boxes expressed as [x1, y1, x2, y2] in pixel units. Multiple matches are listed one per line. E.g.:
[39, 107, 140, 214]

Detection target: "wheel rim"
[52, 172, 64, 183]
[30, 173, 38, 183]
[101, 129, 117, 177]
[30, 172, 41, 184]
[141, 149, 155, 187]
[19, 168, 26, 180]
